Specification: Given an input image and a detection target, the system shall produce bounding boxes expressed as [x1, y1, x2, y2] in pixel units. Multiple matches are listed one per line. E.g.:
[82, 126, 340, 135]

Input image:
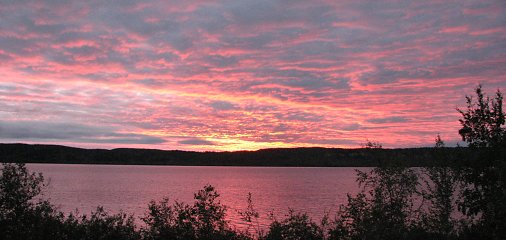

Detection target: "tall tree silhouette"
[457, 85, 506, 239]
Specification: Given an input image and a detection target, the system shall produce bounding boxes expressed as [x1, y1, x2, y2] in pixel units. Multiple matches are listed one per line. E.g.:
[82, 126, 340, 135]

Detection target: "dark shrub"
[263, 210, 323, 240]
[0, 163, 140, 240]
[328, 167, 423, 240]
[141, 184, 250, 240]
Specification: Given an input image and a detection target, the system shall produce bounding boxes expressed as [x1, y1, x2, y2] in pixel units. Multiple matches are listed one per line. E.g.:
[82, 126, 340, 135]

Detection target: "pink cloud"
[0, 0, 505, 150]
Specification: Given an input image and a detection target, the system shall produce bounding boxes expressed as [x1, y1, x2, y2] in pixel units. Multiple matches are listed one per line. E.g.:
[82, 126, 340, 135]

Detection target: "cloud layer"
[1, 0, 505, 150]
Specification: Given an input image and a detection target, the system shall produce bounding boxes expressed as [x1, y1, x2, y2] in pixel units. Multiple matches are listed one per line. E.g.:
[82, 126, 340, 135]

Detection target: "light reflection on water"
[28, 164, 367, 229]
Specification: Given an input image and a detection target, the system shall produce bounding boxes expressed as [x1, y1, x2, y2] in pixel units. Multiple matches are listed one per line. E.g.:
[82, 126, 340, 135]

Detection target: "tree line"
[0, 144, 476, 167]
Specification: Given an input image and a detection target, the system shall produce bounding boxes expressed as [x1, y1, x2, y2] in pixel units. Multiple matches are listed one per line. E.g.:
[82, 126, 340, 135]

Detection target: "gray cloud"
[133, 78, 167, 87]
[360, 67, 432, 85]
[208, 100, 237, 111]
[178, 138, 215, 145]
[203, 55, 239, 68]
[0, 121, 165, 144]
[341, 123, 361, 131]
[80, 72, 129, 81]
[0, 36, 32, 55]
[367, 116, 408, 124]
[276, 111, 324, 122]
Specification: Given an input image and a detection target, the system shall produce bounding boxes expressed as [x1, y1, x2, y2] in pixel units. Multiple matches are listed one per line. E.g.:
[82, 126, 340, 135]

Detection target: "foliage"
[456, 85, 506, 239]
[263, 210, 323, 240]
[0, 162, 327, 240]
[141, 184, 249, 240]
[238, 193, 262, 237]
[0, 162, 50, 239]
[65, 207, 140, 240]
[0, 163, 140, 240]
[361, 140, 382, 149]
[419, 135, 458, 237]
[327, 85, 504, 240]
[329, 167, 424, 240]
[0, 162, 44, 214]
[457, 85, 505, 148]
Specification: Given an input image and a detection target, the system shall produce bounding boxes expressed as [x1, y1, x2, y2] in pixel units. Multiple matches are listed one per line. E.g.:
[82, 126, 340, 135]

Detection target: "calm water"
[27, 164, 366, 228]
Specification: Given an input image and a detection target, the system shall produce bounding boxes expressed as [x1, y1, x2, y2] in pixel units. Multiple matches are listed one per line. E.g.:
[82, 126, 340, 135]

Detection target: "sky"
[0, 0, 505, 151]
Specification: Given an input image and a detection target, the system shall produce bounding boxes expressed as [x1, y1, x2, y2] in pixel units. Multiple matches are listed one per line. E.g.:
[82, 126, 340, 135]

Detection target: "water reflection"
[29, 164, 366, 228]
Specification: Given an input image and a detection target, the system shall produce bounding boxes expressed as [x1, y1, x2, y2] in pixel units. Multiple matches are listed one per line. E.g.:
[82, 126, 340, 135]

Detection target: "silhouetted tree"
[238, 193, 262, 237]
[456, 85, 506, 239]
[419, 135, 458, 238]
[328, 166, 423, 240]
[458, 85, 505, 148]
[361, 140, 382, 149]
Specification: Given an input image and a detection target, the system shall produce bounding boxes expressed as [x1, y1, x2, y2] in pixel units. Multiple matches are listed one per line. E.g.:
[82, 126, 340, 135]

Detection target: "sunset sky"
[1, 0, 505, 151]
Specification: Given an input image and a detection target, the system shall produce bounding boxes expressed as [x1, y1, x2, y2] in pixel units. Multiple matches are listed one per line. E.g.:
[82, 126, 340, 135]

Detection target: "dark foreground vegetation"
[1, 85, 505, 240]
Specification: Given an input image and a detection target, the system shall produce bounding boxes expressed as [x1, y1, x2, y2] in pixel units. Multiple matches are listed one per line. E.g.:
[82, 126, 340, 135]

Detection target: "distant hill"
[0, 143, 474, 167]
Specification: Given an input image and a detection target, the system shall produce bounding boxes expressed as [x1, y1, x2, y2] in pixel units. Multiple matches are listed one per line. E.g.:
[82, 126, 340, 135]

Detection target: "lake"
[27, 164, 366, 229]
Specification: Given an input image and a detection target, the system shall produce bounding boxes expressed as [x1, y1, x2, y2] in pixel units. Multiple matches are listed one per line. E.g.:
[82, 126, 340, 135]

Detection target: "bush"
[64, 207, 140, 240]
[328, 167, 424, 240]
[0, 163, 139, 240]
[141, 184, 250, 240]
[263, 210, 323, 240]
